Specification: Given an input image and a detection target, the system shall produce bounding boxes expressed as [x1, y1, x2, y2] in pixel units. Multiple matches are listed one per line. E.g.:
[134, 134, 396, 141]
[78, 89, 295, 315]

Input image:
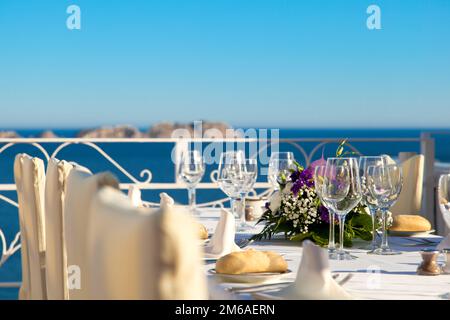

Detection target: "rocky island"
[0, 122, 240, 139]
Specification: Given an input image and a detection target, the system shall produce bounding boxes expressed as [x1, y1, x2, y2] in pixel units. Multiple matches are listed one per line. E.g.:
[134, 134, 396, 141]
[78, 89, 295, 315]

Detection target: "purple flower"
[319, 205, 330, 223]
[290, 167, 315, 196]
[300, 167, 314, 188]
[290, 170, 300, 183]
[319, 205, 339, 224]
[291, 179, 302, 195]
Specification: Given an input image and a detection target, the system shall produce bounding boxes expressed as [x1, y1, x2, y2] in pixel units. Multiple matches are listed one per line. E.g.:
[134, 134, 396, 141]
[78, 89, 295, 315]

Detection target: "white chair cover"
[389, 155, 424, 216]
[44, 158, 78, 300]
[86, 187, 208, 299]
[64, 168, 118, 300]
[14, 154, 47, 300]
[128, 185, 143, 207]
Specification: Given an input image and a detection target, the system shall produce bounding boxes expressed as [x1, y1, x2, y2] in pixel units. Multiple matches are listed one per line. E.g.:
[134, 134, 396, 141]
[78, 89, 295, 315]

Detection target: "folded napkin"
[204, 209, 241, 259]
[160, 192, 175, 209]
[437, 233, 450, 251]
[272, 240, 352, 300]
[128, 185, 143, 207]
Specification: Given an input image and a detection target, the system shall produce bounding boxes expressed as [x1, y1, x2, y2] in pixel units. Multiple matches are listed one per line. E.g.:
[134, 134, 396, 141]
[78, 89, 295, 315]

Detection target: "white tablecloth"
[197, 209, 450, 300]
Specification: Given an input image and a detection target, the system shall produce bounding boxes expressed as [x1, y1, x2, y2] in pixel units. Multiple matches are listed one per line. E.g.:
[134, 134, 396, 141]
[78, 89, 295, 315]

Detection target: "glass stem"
[240, 193, 247, 226]
[370, 207, 378, 250]
[328, 210, 335, 250]
[338, 214, 346, 254]
[381, 209, 389, 250]
[188, 187, 196, 213]
[230, 197, 238, 218]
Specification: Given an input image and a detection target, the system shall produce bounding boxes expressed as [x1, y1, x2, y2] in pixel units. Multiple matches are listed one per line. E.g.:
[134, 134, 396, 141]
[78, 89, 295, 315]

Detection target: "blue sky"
[0, 0, 449, 128]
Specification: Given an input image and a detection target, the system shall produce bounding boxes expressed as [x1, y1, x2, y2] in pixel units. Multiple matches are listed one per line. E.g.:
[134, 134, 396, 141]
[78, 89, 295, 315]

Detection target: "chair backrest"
[438, 174, 450, 232]
[64, 168, 118, 300]
[390, 155, 425, 216]
[14, 154, 47, 300]
[44, 158, 78, 300]
[86, 187, 208, 299]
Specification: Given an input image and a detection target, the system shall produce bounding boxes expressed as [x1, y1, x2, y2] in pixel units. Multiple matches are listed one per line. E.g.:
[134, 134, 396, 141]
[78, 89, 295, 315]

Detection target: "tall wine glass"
[367, 164, 403, 255]
[178, 150, 205, 215]
[232, 159, 258, 231]
[314, 165, 336, 257]
[438, 174, 450, 229]
[268, 152, 295, 191]
[359, 155, 388, 253]
[323, 158, 362, 260]
[217, 151, 245, 217]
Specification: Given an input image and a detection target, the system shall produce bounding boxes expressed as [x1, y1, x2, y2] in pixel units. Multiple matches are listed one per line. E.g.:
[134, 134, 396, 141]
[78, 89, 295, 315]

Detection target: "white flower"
[269, 191, 282, 212]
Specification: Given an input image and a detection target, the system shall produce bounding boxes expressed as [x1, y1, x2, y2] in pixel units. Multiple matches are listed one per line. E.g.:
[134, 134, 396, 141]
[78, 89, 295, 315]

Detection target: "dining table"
[198, 209, 450, 300]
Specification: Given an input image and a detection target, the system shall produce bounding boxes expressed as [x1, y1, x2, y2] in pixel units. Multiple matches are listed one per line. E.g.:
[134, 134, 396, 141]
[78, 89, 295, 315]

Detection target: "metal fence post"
[420, 132, 436, 229]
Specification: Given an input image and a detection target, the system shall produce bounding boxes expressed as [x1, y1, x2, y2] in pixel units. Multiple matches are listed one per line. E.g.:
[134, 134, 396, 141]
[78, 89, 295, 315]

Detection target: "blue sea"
[0, 128, 449, 299]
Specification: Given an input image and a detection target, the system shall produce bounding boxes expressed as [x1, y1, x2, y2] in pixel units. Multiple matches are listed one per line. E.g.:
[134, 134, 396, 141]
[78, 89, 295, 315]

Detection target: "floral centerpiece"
[252, 142, 374, 247]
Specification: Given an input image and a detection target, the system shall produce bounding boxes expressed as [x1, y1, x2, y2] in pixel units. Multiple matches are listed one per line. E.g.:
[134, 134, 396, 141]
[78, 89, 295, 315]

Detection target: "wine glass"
[323, 158, 362, 260]
[359, 155, 389, 253]
[438, 174, 450, 229]
[366, 164, 403, 255]
[217, 151, 245, 217]
[178, 150, 205, 215]
[268, 152, 295, 191]
[313, 165, 336, 257]
[231, 159, 258, 231]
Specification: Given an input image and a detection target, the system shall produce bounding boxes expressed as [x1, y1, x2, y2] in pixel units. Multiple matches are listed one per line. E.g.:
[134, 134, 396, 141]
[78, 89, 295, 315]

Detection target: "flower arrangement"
[252, 142, 374, 247]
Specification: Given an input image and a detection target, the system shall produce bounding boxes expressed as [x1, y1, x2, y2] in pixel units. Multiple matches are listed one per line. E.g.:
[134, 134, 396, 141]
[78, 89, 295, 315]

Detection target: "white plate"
[252, 291, 287, 300]
[389, 229, 435, 237]
[208, 268, 292, 284]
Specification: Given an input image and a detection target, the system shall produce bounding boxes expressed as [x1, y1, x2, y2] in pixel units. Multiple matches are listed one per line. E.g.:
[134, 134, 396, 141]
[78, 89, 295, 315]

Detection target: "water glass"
[178, 150, 205, 215]
[359, 155, 388, 253]
[217, 151, 245, 217]
[366, 164, 403, 255]
[231, 159, 258, 230]
[313, 165, 336, 255]
[323, 157, 362, 260]
[268, 152, 295, 190]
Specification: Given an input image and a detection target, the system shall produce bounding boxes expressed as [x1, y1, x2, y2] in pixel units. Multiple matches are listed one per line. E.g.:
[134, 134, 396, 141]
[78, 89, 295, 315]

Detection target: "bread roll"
[215, 249, 288, 274]
[198, 223, 209, 240]
[265, 251, 289, 273]
[390, 215, 432, 232]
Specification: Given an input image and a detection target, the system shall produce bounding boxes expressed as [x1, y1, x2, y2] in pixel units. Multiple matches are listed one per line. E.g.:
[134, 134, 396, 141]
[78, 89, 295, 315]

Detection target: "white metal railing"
[0, 135, 436, 289]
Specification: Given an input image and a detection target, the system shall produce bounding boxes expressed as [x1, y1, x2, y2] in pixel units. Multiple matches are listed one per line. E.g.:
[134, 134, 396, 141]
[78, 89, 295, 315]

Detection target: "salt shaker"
[417, 249, 441, 276]
[441, 248, 450, 274]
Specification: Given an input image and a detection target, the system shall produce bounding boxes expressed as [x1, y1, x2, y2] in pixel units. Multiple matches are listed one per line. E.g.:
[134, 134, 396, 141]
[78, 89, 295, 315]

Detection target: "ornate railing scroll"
[0, 136, 433, 289]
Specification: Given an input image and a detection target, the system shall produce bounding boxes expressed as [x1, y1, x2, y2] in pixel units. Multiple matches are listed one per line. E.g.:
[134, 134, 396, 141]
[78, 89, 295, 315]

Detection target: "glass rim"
[327, 156, 359, 160]
[359, 155, 388, 159]
[270, 152, 294, 159]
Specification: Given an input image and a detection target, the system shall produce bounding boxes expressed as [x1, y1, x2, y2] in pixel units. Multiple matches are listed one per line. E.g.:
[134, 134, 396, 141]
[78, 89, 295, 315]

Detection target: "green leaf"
[335, 139, 348, 157]
[293, 160, 304, 171]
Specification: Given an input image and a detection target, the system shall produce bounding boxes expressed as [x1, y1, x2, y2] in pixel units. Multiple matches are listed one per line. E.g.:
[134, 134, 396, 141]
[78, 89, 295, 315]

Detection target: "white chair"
[44, 158, 78, 300]
[64, 168, 119, 300]
[86, 187, 208, 299]
[389, 155, 424, 216]
[128, 185, 143, 207]
[438, 174, 450, 234]
[14, 154, 47, 300]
